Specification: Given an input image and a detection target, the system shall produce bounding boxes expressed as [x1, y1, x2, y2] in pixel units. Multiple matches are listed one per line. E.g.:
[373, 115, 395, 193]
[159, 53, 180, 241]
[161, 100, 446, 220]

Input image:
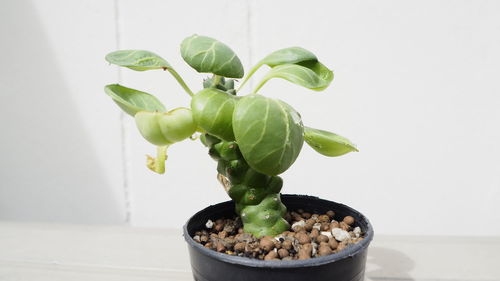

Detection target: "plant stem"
[250, 76, 270, 94]
[236, 63, 262, 93]
[146, 145, 168, 174]
[211, 75, 222, 88]
[167, 68, 194, 97]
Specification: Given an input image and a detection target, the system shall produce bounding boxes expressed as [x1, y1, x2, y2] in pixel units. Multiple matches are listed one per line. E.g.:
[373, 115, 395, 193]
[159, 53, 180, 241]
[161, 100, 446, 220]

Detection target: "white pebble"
[193, 235, 201, 242]
[321, 231, 333, 238]
[312, 223, 322, 230]
[205, 219, 214, 229]
[291, 220, 306, 230]
[311, 242, 318, 257]
[331, 228, 350, 242]
[353, 227, 362, 238]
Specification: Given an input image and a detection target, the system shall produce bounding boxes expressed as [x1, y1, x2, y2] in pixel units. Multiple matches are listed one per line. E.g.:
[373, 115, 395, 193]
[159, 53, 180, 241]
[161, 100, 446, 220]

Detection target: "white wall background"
[1, 0, 499, 236]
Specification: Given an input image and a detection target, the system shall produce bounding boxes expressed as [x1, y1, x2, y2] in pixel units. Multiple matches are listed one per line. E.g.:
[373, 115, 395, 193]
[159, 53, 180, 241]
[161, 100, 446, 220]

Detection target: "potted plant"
[104, 34, 373, 281]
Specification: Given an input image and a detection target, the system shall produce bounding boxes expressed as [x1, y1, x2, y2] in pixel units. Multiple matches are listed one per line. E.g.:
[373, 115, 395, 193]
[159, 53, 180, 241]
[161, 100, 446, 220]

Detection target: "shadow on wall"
[0, 0, 125, 223]
[366, 247, 415, 281]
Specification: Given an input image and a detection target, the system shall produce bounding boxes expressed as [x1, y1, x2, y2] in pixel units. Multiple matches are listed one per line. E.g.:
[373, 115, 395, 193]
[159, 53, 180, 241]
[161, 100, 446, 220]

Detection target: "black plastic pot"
[183, 194, 374, 281]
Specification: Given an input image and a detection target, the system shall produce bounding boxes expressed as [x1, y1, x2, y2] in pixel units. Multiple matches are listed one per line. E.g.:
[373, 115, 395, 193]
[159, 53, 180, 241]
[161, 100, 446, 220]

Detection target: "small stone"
[320, 231, 333, 239]
[278, 248, 289, 258]
[217, 243, 226, 253]
[329, 239, 339, 250]
[234, 242, 246, 252]
[193, 235, 201, 242]
[330, 221, 340, 230]
[264, 249, 278, 260]
[298, 243, 312, 260]
[318, 215, 330, 223]
[318, 242, 333, 256]
[337, 241, 348, 252]
[326, 210, 335, 219]
[321, 222, 330, 231]
[302, 212, 312, 219]
[291, 220, 306, 231]
[291, 211, 303, 221]
[353, 227, 362, 238]
[316, 234, 329, 243]
[282, 240, 293, 250]
[339, 221, 351, 231]
[282, 256, 294, 261]
[218, 231, 228, 239]
[205, 219, 214, 229]
[296, 232, 311, 244]
[297, 209, 304, 214]
[312, 223, 322, 230]
[200, 235, 209, 243]
[331, 228, 351, 242]
[343, 216, 355, 225]
[311, 242, 318, 257]
[204, 242, 213, 248]
[310, 228, 320, 240]
[259, 236, 275, 252]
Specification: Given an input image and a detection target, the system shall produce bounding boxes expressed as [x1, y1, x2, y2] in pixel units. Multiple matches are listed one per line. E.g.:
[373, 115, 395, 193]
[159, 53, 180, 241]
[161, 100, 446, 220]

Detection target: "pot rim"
[183, 194, 374, 268]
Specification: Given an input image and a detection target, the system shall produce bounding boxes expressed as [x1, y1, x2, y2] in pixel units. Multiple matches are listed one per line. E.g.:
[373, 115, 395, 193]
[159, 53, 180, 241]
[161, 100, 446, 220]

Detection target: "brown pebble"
[343, 216, 355, 225]
[282, 256, 294, 261]
[259, 236, 275, 252]
[298, 243, 312, 260]
[329, 239, 339, 250]
[234, 242, 246, 252]
[278, 248, 289, 258]
[304, 221, 314, 231]
[302, 212, 312, 219]
[218, 231, 228, 239]
[318, 215, 330, 223]
[296, 232, 311, 244]
[282, 240, 293, 250]
[291, 212, 302, 221]
[330, 221, 340, 230]
[310, 228, 320, 240]
[200, 235, 209, 243]
[264, 250, 278, 260]
[238, 228, 244, 234]
[204, 242, 213, 248]
[284, 212, 292, 222]
[318, 243, 333, 256]
[321, 222, 330, 231]
[217, 243, 226, 253]
[316, 234, 329, 243]
[336, 241, 348, 252]
[214, 224, 224, 232]
[340, 222, 351, 231]
[326, 210, 335, 219]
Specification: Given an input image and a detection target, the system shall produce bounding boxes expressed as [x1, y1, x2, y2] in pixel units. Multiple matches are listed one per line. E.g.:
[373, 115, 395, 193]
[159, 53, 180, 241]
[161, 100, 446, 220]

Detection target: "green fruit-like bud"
[191, 88, 238, 141]
[135, 107, 196, 146]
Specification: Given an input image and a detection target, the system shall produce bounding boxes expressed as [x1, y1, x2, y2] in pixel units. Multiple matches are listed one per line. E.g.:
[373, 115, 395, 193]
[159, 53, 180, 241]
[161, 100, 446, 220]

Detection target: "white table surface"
[0, 221, 499, 281]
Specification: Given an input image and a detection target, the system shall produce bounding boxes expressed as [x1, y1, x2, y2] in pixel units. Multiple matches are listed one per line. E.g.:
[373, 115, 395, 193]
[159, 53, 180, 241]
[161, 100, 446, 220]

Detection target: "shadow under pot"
[183, 194, 374, 281]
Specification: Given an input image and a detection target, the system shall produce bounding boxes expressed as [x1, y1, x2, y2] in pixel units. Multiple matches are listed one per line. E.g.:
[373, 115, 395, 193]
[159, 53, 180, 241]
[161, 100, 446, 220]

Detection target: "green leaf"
[233, 95, 304, 175]
[104, 84, 165, 116]
[105, 50, 171, 71]
[191, 88, 238, 141]
[255, 63, 333, 92]
[304, 127, 358, 157]
[259, 47, 317, 67]
[180, 34, 244, 78]
[135, 108, 197, 146]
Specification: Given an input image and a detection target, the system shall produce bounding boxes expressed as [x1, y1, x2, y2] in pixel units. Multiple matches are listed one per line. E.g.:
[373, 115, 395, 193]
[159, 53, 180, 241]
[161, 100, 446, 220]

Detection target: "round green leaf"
[191, 88, 238, 141]
[304, 127, 358, 157]
[259, 47, 317, 67]
[104, 84, 165, 116]
[257, 63, 333, 92]
[135, 108, 197, 146]
[105, 50, 171, 71]
[233, 95, 304, 175]
[180, 34, 244, 78]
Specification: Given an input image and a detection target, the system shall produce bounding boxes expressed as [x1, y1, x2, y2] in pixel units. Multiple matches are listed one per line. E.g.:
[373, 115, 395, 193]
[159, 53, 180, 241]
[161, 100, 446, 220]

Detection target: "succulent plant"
[104, 34, 358, 237]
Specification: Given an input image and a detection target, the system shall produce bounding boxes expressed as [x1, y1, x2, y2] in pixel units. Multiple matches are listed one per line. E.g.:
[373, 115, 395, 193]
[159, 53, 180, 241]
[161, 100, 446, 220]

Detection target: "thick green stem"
[146, 145, 168, 174]
[201, 135, 289, 237]
[167, 68, 194, 97]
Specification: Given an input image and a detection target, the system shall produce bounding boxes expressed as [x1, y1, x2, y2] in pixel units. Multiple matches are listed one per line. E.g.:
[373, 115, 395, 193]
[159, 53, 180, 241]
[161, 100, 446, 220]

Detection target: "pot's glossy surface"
[183, 194, 374, 281]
